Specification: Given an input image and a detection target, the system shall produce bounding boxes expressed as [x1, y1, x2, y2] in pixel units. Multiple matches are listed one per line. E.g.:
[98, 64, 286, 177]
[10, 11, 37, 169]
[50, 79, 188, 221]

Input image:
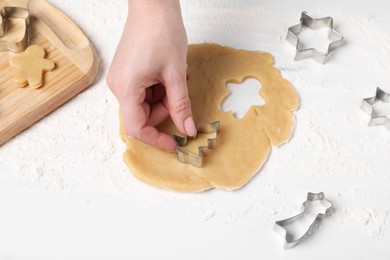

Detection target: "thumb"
[164, 71, 197, 137]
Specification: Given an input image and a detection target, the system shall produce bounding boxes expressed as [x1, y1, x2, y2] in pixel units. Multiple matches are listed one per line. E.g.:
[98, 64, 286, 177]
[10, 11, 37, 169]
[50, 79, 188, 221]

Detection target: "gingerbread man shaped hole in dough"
[9, 45, 55, 88]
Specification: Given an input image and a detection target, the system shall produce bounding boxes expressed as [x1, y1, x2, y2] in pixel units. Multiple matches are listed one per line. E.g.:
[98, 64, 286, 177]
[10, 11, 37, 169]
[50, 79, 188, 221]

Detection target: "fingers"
[163, 69, 197, 137]
[148, 101, 170, 126]
[120, 100, 177, 152]
[144, 84, 170, 126]
[145, 83, 166, 105]
[137, 125, 177, 152]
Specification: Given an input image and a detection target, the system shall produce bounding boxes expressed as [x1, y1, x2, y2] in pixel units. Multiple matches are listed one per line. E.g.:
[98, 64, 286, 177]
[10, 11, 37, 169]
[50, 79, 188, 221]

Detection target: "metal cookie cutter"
[287, 12, 344, 64]
[273, 192, 332, 249]
[0, 6, 30, 52]
[173, 121, 220, 168]
[361, 87, 390, 131]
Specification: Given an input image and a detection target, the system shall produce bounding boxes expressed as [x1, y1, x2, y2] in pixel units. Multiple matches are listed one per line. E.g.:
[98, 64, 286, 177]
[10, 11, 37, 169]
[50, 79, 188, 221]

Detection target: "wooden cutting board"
[0, 0, 98, 145]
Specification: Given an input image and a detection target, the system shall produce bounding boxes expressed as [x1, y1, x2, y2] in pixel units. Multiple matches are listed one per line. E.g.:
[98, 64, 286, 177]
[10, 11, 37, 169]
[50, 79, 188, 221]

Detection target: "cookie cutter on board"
[0, 6, 30, 52]
[273, 192, 333, 249]
[173, 121, 220, 168]
[361, 87, 390, 131]
[286, 12, 344, 64]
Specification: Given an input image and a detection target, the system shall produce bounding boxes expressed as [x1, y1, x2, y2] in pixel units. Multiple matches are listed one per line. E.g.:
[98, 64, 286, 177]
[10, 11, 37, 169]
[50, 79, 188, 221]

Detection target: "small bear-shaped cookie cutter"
[0, 6, 30, 52]
[173, 121, 220, 168]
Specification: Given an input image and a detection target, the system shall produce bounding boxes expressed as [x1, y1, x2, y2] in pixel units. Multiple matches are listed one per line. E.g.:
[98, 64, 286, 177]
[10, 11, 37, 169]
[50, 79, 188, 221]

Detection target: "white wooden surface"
[1, 0, 390, 259]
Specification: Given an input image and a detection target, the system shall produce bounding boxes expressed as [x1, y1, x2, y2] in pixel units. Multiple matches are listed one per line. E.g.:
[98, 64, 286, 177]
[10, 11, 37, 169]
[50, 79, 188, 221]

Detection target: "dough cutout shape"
[0, 6, 30, 53]
[120, 43, 299, 192]
[9, 44, 55, 88]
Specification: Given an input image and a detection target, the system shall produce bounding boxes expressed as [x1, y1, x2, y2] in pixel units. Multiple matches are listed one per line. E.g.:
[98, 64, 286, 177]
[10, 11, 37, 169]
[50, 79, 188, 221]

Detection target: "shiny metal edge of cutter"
[361, 87, 390, 131]
[286, 12, 344, 64]
[273, 192, 333, 249]
[173, 121, 220, 168]
[0, 6, 30, 52]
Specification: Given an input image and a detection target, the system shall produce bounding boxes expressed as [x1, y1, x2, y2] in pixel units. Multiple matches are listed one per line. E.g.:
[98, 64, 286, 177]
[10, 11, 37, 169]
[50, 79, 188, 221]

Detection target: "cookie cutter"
[361, 87, 390, 131]
[273, 192, 332, 249]
[173, 121, 220, 168]
[0, 6, 30, 52]
[286, 12, 344, 64]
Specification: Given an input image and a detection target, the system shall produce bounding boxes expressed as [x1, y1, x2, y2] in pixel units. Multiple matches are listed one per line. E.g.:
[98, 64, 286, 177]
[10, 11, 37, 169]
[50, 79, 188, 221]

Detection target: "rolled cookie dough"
[120, 43, 299, 192]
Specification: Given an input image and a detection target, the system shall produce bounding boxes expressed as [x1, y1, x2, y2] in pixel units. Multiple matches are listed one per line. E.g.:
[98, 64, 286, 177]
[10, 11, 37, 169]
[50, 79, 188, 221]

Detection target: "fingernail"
[166, 148, 177, 153]
[184, 116, 197, 137]
[166, 144, 178, 153]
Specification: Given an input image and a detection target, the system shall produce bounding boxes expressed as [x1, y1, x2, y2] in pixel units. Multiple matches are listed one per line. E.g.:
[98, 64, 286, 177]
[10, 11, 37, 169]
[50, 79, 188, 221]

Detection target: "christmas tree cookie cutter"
[0, 6, 30, 52]
[286, 12, 344, 64]
[273, 192, 333, 249]
[361, 87, 390, 131]
[173, 121, 220, 168]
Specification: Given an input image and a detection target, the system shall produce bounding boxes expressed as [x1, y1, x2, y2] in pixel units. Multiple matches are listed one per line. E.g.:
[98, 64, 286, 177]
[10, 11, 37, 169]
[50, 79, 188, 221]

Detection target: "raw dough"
[9, 45, 55, 88]
[120, 43, 299, 192]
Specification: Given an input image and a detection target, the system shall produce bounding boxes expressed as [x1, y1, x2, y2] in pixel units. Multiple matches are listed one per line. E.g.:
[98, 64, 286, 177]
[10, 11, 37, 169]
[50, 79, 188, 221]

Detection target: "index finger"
[120, 98, 177, 152]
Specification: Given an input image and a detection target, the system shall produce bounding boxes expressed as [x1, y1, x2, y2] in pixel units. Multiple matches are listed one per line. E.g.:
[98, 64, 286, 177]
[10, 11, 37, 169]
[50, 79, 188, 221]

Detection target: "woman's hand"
[107, 0, 196, 152]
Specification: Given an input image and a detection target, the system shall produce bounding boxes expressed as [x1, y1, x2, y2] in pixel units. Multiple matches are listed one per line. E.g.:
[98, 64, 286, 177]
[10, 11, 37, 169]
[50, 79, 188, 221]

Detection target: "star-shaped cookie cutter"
[286, 12, 344, 64]
[0, 6, 30, 52]
[361, 87, 390, 131]
[273, 192, 333, 249]
[173, 121, 220, 168]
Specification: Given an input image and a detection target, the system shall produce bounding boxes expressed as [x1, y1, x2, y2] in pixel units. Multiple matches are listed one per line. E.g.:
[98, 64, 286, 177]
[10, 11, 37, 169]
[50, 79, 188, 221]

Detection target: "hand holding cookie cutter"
[173, 121, 220, 168]
[273, 192, 332, 249]
[287, 12, 344, 64]
[361, 87, 390, 131]
[0, 6, 30, 52]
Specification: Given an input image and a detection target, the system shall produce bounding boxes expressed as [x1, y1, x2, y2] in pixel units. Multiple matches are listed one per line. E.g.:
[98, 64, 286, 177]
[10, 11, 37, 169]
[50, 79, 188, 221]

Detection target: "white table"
[1, 0, 390, 259]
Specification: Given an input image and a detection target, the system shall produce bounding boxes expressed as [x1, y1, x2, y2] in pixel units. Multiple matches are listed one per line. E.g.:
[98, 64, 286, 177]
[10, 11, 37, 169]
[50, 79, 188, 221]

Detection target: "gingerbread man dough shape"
[9, 45, 55, 88]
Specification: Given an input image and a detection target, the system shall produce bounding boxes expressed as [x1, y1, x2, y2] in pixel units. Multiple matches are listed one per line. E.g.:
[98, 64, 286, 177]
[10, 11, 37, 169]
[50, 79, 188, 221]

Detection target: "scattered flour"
[0, 0, 389, 248]
[335, 206, 388, 239]
[200, 210, 216, 222]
